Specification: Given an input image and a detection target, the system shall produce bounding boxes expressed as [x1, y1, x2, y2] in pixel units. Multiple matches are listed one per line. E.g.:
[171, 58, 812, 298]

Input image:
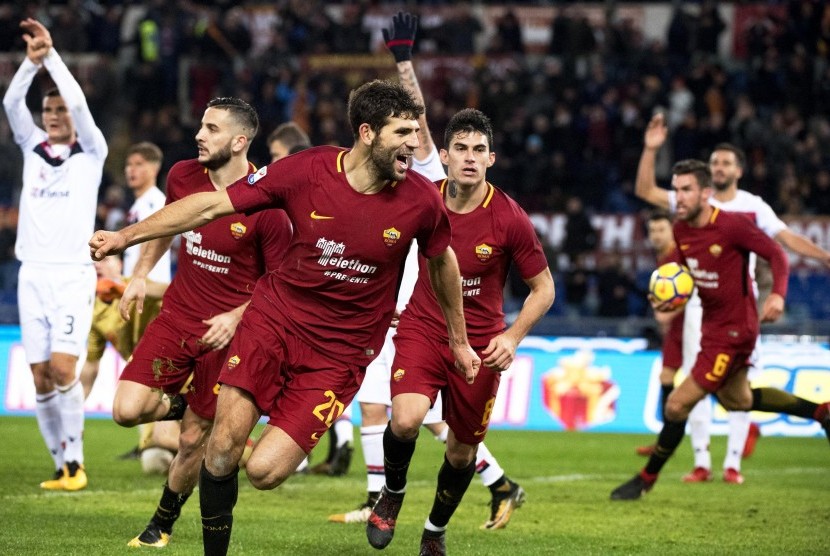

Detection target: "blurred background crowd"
[0, 0, 828, 333]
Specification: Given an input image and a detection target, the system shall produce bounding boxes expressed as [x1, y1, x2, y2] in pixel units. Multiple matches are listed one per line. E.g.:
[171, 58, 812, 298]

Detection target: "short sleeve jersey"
[123, 186, 172, 283]
[226, 146, 452, 365]
[399, 180, 549, 346]
[673, 209, 789, 346]
[161, 159, 291, 327]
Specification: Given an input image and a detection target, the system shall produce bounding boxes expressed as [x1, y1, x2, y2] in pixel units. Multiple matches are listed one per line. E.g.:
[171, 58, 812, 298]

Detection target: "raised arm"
[2, 19, 52, 145]
[23, 19, 107, 158]
[384, 12, 434, 161]
[635, 113, 671, 209]
[426, 246, 480, 383]
[90, 189, 235, 261]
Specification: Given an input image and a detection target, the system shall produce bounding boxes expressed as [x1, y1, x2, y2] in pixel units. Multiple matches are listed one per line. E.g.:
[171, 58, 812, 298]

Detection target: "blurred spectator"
[596, 254, 638, 318]
[695, 1, 725, 56]
[562, 196, 597, 264]
[489, 10, 524, 55]
[436, 4, 482, 55]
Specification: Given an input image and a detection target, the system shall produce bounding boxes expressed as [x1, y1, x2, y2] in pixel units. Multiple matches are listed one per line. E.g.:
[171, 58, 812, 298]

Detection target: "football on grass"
[649, 262, 694, 309]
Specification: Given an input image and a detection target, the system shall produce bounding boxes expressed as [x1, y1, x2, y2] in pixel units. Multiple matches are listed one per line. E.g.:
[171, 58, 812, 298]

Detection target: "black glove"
[382, 11, 418, 63]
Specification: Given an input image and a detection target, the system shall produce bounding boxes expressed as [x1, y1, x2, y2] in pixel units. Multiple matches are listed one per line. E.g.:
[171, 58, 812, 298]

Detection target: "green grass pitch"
[0, 417, 827, 555]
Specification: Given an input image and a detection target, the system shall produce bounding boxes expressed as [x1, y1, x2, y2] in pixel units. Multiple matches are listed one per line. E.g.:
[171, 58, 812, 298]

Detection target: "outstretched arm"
[426, 247, 480, 384]
[635, 113, 671, 210]
[774, 227, 830, 268]
[90, 190, 234, 261]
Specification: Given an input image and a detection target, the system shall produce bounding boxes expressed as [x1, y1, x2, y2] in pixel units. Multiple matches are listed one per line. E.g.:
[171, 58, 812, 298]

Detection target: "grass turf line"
[0, 417, 827, 555]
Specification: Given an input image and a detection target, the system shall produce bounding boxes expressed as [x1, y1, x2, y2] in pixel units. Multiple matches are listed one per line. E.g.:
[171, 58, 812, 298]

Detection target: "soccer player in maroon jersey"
[366, 108, 555, 554]
[89, 80, 479, 556]
[635, 211, 683, 457]
[111, 98, 291, 547]
[611, 160, 830, 500]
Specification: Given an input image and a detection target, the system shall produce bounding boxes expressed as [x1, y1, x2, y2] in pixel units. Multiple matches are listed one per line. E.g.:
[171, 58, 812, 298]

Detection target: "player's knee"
[205, 434, 244, 476]
[245, 457, 289, 490]
[390, 415, 421, 439]
[177, 429, 207, 459]
[112, 406, 142, 427]
[664, 398, 690, 422]
[445, 449, 475, 469]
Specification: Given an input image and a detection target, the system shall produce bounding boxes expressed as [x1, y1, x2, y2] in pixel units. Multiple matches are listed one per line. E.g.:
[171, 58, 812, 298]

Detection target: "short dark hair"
[346, 80, 424, 139]
[206, 97, 259, 140]
[126, 141, 163, 165]
[43, 88, 60, 99]
[672, 159, 712, 189]
[443, 108, 494, 150]
[712, 143, 746, 168]
[267, 122, 310, 150]
[647, 209, 672, 225]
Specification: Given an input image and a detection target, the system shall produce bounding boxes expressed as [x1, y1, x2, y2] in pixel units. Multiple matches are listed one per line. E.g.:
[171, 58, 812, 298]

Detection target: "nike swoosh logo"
[473, 429, 487, 436]
[311, 432, 321, 441]
[310, 211, 334, 220]
[680, 244, 690, 251]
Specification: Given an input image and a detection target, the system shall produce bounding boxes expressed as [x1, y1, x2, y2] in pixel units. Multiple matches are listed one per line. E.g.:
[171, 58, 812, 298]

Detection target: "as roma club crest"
[475, 243, 493, 262]
[383, 227, 401, 247]
[230, 222, 247, 240]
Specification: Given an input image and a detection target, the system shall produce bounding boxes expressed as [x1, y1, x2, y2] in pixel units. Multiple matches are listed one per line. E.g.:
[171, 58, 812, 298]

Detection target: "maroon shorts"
[218, 301, 364, 453]
[390, 329, 500, 445]
[690, 339, 754, 393]
[661, 313, 683, 370]
[119, 311, 225, 420]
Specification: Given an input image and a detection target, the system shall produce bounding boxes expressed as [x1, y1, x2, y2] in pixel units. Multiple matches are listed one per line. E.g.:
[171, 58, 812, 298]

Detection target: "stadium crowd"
[0, 0, 829, 321]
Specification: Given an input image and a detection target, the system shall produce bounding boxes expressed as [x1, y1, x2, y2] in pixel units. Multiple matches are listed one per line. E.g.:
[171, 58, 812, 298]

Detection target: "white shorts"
[356, 328, 443, 425]
[18, 262, 96, 363]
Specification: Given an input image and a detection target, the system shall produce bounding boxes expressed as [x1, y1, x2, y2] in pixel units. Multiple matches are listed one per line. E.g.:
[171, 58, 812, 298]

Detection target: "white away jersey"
[122, 187, 172, 282]
[3, 49, 107, 265]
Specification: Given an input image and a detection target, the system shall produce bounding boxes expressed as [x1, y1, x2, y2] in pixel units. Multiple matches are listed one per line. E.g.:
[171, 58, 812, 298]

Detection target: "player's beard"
[712, 175, 733, 191]
[679, 201, 703, 222]
[201, 142, 233, 171]
[369, 138, 406, 182]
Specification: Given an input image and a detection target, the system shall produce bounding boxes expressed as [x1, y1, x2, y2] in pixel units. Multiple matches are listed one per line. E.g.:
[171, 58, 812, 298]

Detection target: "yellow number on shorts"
[705, 353, 731, 382]
[480, 397, 495, 428]
[312, 390, 345, 426]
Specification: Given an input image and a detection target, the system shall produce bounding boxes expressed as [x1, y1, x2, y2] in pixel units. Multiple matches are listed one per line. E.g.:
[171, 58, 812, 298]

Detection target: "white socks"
[334, 418, 354, 447]
[361, 424, 387, 493]
[475, 442, 505, 487]
[724, 411, 750, 471]
[56, 378, 85, 464]
[688, 396, 712, 470]
[35, 390, 63, 471]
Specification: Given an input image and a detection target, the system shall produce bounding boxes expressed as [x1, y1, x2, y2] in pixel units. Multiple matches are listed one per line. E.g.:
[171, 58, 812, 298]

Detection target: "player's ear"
[439, 148, 449, 165]
[358, 123, 375, 146]
[232, 134, 248, 154]
[487, 152, 495, 167]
